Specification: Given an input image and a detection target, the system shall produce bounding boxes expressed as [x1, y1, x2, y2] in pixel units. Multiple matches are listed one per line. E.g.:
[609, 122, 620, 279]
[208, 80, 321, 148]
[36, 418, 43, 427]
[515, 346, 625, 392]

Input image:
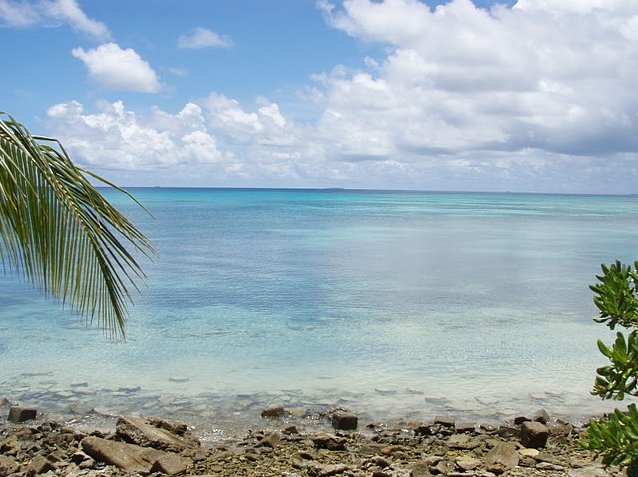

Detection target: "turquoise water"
[1, 189, 637, 432]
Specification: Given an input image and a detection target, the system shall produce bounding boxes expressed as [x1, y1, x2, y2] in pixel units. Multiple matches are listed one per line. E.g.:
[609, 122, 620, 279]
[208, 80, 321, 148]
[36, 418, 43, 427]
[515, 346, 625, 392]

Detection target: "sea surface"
[1, 188, 637, 435]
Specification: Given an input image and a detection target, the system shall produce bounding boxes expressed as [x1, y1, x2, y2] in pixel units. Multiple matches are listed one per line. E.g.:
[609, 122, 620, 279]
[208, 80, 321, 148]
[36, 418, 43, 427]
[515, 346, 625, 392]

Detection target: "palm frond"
[0, 112, 154, 338]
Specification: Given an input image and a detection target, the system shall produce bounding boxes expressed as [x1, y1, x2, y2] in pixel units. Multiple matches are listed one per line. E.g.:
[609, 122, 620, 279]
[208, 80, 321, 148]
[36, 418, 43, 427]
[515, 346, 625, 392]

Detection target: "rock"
[414, 423, 434, 436]
[514, 416, 530, 425]
[434, 415, 455, 427]
[309, 463, 349, 477]
[530, 409, 551, 424]
[81, 435, 166, 474]
[536, 461, 564, 471]
[116, 416, 198, 452]
[496, 425, 518, 438]
[447, 433, 480, 449]
[484, 442, 519, 474]
[261, 406, 285, 419]
[519, 448, 540, 458]
[456, 455, 482, 471]
[519, 421, 550, 448]
[148, 416, 189, 437]
[0, 435, 22, 455]
[257, 432, 281, 448]
[150, 453, 193, 476]
[331, 411, 358, 430]
[26, 455, 53, 475]
[8, 406, 37, 423]
[432, 460, 455, 474]
[567, 467, 610, 477]
[0, 455, 19, 476]
[410, 461, 432, 477]
[455, 421, 476, 433]
[311, 433, 347, 451]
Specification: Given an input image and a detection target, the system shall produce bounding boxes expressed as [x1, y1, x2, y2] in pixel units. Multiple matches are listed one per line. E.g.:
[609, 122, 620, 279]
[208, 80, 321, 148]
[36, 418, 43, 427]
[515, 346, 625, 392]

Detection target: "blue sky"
[2, 0, 637, 193]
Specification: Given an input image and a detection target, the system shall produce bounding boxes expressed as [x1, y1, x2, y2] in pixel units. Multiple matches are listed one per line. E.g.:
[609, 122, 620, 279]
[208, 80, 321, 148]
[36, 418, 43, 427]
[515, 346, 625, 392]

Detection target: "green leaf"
[0, 112, 155, 338]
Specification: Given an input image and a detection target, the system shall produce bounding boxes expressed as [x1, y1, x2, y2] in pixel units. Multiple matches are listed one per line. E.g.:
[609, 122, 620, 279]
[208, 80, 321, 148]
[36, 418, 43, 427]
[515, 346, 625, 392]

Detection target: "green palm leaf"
[0, 112, 154, 338]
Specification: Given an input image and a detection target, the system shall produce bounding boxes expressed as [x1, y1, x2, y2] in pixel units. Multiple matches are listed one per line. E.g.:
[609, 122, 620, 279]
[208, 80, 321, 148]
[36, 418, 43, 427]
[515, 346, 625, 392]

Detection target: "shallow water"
[1, 189, 637, 435]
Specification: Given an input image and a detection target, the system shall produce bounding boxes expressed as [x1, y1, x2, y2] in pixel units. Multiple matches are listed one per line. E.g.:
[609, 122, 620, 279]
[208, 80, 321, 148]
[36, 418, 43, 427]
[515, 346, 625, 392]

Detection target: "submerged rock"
[331, 411, 358, 430]
[8, 406, 37, 423]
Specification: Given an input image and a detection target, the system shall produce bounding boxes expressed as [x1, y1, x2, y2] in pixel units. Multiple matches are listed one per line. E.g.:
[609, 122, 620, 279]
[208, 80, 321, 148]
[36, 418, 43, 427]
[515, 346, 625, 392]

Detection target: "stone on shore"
[531, 408, 551, 424]
[331, 411, 358, 430]
[0, 455, 19, 476]
[520, 421, 550, 448]
[80, 435, 167, 474]
[116, 415, 198, 452]
[25, 454, 54, 475]
[311, 433, 347, 451]
[261, 406, 286, 419]
[485, 442, 520, 474]
[150, 452, 193, 475]
[8, 406, 37, 423]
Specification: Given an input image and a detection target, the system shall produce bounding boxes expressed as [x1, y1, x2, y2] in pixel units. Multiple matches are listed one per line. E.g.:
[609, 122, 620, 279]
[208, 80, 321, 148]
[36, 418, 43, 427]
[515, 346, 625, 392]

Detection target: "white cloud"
[44, 98, 309, 185]
[0, 0, 109, 39]
[72, 43, 161, 93]
[315, 0, 638, 163]
[46, 100, 230, 172]
[177, 27, 232, 49]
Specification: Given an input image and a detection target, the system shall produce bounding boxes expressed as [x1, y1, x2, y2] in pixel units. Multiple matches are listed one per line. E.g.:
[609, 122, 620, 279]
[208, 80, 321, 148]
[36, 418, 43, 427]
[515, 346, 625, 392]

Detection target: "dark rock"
[261, 406, 286, 419]
[0, 455, 19, 476]
[496, 425, 519, 438]
[520, 421, 550, 449]
[8, 406, 37, 423]
[150, 452, 193, 476]
[26, 455, 53, 475]
[331, 411, 358, 430]
[148, 416, 189, 436]
[414, 423, 434, 436]
[81, 435, 166, 474]
[311, 433, 347, 451]
[485, 442, 519, 474]
[530, 408, 551, 424]
[116, 416, 199, 452]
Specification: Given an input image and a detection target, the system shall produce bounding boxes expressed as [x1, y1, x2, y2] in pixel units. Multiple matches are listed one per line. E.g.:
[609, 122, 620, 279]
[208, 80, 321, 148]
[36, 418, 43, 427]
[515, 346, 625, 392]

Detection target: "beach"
[0, 398, 615, 476]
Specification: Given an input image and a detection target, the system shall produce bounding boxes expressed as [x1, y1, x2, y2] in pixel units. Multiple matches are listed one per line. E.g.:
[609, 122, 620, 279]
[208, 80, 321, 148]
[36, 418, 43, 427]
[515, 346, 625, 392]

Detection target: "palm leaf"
[0, 112, 154, 338]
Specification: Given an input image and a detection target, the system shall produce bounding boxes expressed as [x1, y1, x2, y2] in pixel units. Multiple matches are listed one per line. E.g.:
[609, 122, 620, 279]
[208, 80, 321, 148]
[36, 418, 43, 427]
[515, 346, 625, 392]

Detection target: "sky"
[2, 0, 638, 193]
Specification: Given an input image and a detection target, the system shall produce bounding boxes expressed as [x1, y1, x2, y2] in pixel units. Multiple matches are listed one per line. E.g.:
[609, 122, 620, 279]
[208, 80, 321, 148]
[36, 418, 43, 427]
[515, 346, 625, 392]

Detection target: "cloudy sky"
[2, 0, 638, 193]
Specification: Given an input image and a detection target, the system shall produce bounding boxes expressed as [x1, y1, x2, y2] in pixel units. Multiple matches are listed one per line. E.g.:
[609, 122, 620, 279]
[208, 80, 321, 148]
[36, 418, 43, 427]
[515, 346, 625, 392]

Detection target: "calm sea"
[1, 188, 637, 434]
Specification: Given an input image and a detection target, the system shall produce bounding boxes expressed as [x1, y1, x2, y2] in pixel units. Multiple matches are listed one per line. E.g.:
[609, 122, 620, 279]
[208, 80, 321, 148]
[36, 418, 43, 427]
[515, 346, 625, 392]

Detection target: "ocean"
[1, 188, 636, 435]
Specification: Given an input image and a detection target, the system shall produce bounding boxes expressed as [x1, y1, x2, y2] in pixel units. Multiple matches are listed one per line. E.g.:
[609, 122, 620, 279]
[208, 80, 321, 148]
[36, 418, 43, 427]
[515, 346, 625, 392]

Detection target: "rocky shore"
[0, 401, 618, 477]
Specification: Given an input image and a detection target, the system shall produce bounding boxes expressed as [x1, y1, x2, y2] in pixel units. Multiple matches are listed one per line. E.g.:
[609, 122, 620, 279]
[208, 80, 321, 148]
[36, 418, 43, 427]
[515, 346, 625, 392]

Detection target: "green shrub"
[582, 261, 638, 470]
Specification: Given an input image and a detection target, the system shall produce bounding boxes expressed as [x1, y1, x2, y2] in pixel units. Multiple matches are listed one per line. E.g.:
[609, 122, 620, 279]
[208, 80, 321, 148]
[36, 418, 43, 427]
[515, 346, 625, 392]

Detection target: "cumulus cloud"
[177, 27, 232, 49]
[46, 100, 230, 171]
[316, 0, 638, 163]
[45, 98, 309, 185]
[0, 0, 109, 39]
[72, 43, 161, 93]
